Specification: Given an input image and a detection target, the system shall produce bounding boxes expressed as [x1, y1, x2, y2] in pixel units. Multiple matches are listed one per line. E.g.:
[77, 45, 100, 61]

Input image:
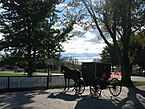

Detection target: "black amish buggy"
[75, 62, 122, 98]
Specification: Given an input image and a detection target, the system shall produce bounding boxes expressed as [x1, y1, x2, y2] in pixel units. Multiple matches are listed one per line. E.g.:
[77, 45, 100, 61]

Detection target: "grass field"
[133, 81, 145, 86]
[0, 70, 58, 76]
[0, 72, 25, 76]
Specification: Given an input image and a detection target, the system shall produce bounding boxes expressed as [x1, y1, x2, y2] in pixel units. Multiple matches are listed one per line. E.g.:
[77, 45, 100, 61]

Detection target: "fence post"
[7, 77, 10, 91]
[47, 76, 49, 88]
[47, 64, 50, 89]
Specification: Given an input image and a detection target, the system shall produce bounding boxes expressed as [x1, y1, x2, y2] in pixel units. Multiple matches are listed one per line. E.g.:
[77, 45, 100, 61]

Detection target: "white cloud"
[56, 3, 67, 8]
[61, 29, 107, 62]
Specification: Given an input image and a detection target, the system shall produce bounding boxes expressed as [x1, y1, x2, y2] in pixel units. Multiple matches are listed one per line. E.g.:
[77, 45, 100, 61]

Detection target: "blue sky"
[61, 29, 106, 62]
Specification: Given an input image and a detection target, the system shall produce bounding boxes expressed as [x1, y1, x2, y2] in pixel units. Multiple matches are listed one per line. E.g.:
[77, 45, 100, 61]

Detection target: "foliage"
[100, 32, 145, 71]
[100, 45, 120, 66]
[0, 0, 76, 76]
[130, 32, 145, 70]
[66, 0, 144, 86]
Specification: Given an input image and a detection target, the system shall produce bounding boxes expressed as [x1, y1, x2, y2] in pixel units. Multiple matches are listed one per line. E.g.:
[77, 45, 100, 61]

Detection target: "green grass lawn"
[0, 72, 25, 76]
[133, 81, 145, 86]
[0, 70, 25, 76]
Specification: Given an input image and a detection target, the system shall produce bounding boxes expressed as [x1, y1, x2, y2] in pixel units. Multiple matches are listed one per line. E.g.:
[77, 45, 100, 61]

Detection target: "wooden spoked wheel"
[109, 78, 122, 97]
[90, 80, 101, 98]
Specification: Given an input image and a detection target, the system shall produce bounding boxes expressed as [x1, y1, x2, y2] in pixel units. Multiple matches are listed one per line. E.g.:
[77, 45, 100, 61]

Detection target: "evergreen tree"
[0, 0, 75, 76]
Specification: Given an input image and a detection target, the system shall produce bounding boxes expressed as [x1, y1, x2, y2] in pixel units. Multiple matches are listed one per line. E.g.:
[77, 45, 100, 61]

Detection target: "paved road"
[0, 86, 145, 109]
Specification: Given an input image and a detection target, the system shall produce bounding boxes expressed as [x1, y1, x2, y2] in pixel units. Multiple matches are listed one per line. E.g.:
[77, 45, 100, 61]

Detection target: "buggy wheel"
[90, 80, 101, 98]
[109, 78, 122, 97]
[75, 79, 85, 94]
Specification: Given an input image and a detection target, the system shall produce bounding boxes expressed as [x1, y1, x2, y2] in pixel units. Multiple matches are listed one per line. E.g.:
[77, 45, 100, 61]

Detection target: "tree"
[0, 0, 60, 76]
[0, 0, 76, 76]
[130, 32, 145, 71]
[100, 46, 120, 67]
[100, 32, 145, 74]
[69, 0, 144, 86]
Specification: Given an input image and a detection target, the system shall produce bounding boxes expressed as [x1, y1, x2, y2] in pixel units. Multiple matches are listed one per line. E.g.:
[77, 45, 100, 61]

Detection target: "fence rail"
[0, 75, 74, 92]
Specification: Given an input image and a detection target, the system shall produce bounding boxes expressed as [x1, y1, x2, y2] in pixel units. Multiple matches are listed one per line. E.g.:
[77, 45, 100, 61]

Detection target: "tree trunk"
[121, 64, 133, 87]
[121, 50, 133, 87]
[120, 0, 133, 87]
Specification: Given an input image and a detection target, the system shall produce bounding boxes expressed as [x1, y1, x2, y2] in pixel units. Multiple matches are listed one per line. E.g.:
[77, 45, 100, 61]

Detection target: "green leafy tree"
[0, 0, 60, 76]
[100, 32, 145, 74]
[68, 0, 144, 86]
[0, 0, 76, 76]
[130, 32, 145, 71]
[100, 46, 120, 67]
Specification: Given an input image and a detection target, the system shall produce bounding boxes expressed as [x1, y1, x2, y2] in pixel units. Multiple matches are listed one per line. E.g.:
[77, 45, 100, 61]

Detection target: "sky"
[61, 29, 107, 62]
[56, 1, 107, 62]
[55, 0, 106, 62]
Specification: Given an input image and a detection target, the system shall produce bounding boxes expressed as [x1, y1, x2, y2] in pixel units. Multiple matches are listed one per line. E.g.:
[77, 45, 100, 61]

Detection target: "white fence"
[0, 75, 75, 91]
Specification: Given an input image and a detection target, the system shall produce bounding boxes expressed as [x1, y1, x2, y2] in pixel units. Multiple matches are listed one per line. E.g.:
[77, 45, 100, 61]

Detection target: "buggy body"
[82, 62, 111, 86]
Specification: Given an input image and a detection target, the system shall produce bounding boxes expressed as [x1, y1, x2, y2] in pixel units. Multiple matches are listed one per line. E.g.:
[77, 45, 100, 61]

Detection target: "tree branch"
[81, 0, 111, 47]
